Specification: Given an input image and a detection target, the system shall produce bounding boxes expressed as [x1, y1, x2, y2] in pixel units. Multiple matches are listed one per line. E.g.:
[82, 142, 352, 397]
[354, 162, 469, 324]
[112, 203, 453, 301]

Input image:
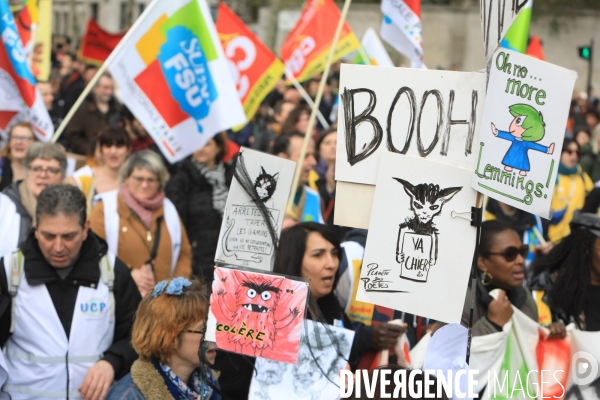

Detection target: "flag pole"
[285, 0, 353, 215]
[285, 67, 330, 130]
[49, 0, 163, 144]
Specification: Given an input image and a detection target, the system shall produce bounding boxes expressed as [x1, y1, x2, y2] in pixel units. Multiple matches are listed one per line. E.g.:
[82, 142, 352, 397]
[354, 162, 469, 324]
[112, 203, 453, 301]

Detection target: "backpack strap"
[99, 254, 115, 324]
[9, 250, 24, 334]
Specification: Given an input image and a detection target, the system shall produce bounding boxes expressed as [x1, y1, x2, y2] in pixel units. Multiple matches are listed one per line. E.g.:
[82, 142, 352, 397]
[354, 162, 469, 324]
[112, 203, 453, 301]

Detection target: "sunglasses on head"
[484, 245, 528, 262]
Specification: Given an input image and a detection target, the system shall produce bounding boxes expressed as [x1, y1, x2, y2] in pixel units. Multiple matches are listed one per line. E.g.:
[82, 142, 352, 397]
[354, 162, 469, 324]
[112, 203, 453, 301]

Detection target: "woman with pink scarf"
[90, 150, 192, 296]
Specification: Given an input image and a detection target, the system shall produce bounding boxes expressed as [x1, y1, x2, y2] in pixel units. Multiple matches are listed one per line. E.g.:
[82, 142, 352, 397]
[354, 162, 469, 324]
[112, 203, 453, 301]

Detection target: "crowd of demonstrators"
[89, 150, 192, 296]
[0, 36, 599, 400]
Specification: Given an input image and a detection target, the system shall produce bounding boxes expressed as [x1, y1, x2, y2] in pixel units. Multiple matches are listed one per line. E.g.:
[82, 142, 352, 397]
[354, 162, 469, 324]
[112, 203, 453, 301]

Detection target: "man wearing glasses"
[0, 143, 66, 256]
[0, 184, 141, 399]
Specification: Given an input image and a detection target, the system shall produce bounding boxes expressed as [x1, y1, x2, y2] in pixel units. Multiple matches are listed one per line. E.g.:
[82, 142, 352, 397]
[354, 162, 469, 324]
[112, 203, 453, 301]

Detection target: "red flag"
[78, 19, 126, 65]
[280, 0, 360, 82]
[526, 35, 546, 61]
[216, 3, 284, 122]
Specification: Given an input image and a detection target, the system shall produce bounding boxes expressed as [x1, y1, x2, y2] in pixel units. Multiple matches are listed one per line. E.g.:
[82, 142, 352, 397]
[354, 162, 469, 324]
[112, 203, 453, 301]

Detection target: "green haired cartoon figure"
[491, 104, 555, 177]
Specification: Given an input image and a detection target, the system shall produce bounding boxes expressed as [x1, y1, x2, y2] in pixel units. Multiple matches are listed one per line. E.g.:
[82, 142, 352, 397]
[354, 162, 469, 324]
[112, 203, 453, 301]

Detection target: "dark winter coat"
[165, 158, 234, 280]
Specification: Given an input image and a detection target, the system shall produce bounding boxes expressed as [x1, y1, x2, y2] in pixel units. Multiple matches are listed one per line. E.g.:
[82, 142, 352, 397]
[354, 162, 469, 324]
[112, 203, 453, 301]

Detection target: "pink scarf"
[120, 185, 165, 229]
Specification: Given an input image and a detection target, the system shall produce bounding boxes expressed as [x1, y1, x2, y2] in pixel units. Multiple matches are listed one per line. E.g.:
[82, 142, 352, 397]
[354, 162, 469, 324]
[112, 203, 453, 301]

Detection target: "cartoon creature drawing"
[253, 359, 288, 400]
[292, 325, 350, 400]
[491, 104, 555, 177]
[254, 167, 279, 207]
[394, 178, 462, 282]
[216, 271, 300, 355]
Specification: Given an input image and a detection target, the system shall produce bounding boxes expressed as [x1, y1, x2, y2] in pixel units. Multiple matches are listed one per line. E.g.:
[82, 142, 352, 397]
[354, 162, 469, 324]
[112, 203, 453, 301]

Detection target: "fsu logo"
[80, 298, 107, 318]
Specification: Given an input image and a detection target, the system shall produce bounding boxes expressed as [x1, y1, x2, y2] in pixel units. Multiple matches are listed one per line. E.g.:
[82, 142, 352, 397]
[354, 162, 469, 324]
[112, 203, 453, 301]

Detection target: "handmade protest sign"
[248, 321, 354, 399]
[334, 63, 486, 228]
[479, 0, 531, 66]
[214, 148, 295, 271]
[356, 152, 477, 324]
[472, 48, 577, 219]
[206, 266, 309, 364]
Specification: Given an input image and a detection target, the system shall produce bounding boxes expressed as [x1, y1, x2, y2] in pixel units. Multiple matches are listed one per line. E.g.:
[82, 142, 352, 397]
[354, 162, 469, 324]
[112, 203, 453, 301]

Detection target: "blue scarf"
[152, 359, 214, 399]
[558, 162, 578, 176]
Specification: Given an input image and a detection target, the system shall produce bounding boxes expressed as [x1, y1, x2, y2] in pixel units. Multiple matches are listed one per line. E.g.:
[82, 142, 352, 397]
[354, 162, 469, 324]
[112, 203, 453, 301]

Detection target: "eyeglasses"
[184, 329, 204, 335]
[29, 165, 61, 176]
[130, 176, 159, 186]
[484, 245, 529, 262]
[10, 135, 34, 142]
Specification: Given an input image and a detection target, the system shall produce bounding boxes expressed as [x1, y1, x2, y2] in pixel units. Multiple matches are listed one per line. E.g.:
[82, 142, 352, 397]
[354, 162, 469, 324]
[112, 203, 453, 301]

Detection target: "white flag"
[380, 0, 425, 68]
[106, 0, 246, 163]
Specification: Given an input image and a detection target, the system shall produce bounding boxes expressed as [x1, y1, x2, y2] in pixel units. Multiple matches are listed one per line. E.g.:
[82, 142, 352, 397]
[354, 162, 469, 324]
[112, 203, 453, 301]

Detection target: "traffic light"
[579, 46, 592, 61]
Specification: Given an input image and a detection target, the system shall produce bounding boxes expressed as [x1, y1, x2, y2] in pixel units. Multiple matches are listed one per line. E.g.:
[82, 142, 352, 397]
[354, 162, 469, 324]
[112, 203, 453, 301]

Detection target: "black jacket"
[0, 230, 141, 379]
[165, 158, 234, 280]
[2, 180, 32, 248]
[0, 157, 13, 192]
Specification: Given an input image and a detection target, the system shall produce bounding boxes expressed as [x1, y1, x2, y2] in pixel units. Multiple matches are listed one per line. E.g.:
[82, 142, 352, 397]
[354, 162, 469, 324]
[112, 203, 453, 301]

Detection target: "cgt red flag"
[78, 19, 126, 65]
[216, 3, 284, 122]
[526, 35, 546, 61]
[280, 0, 360, 82]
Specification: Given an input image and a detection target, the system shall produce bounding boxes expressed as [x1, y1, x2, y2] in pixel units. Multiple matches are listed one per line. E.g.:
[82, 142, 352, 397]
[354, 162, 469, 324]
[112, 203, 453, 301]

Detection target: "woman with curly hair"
[529, 212, 600, 332]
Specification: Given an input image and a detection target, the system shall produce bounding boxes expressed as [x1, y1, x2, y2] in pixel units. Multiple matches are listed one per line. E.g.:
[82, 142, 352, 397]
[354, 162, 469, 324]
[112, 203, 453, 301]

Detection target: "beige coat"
[90, 193, 192, 281]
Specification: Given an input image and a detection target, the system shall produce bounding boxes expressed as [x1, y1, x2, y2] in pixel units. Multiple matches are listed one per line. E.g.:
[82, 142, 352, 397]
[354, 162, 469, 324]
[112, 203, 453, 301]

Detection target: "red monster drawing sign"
[209, 267, 309, 364]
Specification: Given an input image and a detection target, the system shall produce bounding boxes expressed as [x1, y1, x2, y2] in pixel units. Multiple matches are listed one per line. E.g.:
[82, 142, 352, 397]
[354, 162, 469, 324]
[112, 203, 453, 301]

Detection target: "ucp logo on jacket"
[80, 298, 107, 318]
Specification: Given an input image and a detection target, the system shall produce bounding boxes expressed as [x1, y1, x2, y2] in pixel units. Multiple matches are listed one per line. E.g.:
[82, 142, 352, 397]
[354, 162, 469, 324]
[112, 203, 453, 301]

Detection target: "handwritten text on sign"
[224, 205, 280, 259]
[400, 233, 432, 282]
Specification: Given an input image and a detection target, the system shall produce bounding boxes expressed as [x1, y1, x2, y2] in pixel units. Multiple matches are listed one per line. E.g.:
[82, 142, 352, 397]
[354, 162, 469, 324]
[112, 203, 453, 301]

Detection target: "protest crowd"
[0, 0, 599, 399]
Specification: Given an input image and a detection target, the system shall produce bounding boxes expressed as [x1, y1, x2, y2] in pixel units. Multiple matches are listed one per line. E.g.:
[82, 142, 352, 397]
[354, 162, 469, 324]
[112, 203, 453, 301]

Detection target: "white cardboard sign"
[356, 152, 477, 324]
[214, 148, 296, 271]
[335, 64, 487, 186]
[248, 322, 354, 400]
[471, 48, 577, 219]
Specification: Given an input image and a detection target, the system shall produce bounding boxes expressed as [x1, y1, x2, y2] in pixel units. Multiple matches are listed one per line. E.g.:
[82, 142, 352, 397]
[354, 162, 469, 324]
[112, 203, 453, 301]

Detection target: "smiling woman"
[0, 122, 39, 192]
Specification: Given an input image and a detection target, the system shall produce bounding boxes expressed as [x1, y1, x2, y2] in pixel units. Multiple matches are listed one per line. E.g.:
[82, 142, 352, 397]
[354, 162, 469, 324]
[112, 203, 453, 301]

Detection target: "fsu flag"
[106, 0, 245, 163]
[0, 0, 53, 141]
[280, 0, 360, 82]
[380, 0, 424, 68]
[216, 3, 284, 122]
[78, 19, 127, 65]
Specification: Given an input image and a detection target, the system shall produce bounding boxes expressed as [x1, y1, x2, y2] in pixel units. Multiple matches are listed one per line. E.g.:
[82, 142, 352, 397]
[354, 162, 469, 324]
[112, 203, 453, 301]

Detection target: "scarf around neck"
[156, 360, 214, 400]
[558, 162, 579, 176]
[191, 158, 228, 216]
[120, 184, 165, 229]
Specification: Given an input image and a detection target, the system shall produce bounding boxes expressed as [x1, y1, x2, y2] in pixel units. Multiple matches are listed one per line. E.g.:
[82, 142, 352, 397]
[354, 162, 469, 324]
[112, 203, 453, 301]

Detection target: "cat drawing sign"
[215, 148, 296, 271]
[357, 153, 477, 323]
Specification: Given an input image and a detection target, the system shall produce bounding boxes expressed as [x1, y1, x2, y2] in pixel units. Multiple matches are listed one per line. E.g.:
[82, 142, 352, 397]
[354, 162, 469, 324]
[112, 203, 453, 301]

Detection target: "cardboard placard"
[248, 321, 354, 400]
[471, 48, 577, 219]
[206, 266, 309, 364]
[356, 153, 477, 324]
[215, 148, 296, 271]
[334, 64, 485, 228]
